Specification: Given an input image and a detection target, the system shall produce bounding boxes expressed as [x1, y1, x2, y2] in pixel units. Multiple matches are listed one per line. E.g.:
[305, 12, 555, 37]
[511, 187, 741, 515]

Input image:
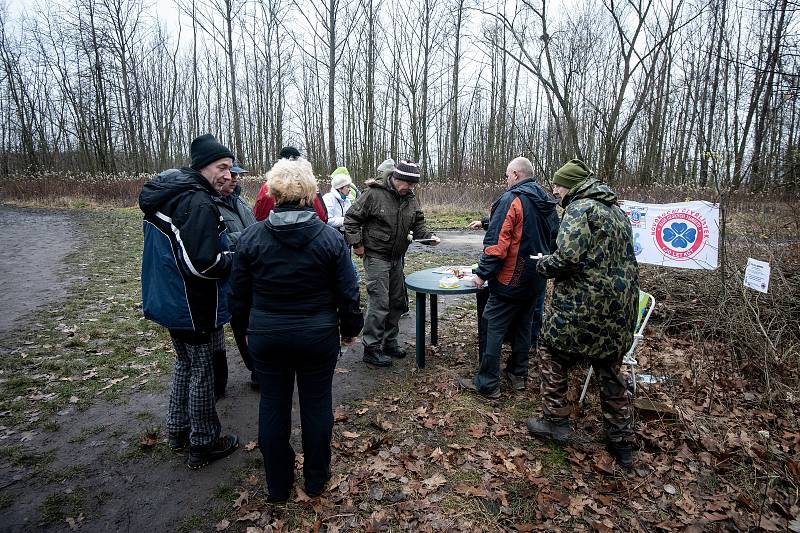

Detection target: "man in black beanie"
[139, 133, 239, 469]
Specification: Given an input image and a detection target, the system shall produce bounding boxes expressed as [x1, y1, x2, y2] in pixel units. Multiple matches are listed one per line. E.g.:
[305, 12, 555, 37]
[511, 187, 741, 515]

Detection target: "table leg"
[415, 291, 426, 369]
[430, 294, 438, 345]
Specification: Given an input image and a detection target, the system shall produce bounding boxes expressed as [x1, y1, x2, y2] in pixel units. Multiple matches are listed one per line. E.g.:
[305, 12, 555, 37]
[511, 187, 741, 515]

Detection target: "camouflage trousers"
[539, 346, 633, 443]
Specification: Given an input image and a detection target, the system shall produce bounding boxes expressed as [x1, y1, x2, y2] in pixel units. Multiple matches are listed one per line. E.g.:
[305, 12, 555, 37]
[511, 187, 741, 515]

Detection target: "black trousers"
[474, 293, 535, 393]
[249, 326, 338, 499]
[477, 287, 546, 362]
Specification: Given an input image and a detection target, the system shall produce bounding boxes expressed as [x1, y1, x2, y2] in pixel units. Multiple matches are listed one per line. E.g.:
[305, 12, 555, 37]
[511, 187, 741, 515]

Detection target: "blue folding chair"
[579, 290, 656, 404]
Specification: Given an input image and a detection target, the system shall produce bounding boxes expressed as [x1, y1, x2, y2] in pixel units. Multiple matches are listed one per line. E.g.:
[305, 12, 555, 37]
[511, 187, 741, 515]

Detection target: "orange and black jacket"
[475, 178, 560, 301]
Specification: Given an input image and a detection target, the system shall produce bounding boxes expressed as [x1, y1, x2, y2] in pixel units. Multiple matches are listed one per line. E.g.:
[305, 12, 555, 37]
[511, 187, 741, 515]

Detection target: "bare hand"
[428, 235, 441, 246]
[474, 275, 485, 288]
[467, 220, 482, 230]
[353, 246, 365, 256]
[341, 336, 356, 347]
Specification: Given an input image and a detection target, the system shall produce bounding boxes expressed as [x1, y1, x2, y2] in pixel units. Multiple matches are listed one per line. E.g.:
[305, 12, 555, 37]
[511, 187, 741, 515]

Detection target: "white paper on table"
[431, 265, 476, 274]
[744, 257, 771, 294]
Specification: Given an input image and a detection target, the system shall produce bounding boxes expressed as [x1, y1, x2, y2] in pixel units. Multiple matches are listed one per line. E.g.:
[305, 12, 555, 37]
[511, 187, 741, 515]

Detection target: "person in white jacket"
[323, 167, 353, 232]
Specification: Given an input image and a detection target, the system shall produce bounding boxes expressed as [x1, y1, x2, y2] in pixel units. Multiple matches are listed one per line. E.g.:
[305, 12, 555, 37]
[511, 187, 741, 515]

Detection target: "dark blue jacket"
[139, 168, 232, 332]
[475, 178, 560, 301]
[228, 206, 363, 338]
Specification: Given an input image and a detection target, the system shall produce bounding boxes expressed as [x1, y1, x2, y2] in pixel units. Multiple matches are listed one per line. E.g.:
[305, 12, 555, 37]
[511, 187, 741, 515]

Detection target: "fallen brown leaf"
[372, 416, 393, 432]
[421, 473, 447, 491]
[468, 424, 486, 439]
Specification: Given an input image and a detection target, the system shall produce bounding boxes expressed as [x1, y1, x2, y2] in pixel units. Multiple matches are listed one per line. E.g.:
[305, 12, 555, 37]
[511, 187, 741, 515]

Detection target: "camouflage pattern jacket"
[343, 176, 433, 260]
[536, 178, 640, 360]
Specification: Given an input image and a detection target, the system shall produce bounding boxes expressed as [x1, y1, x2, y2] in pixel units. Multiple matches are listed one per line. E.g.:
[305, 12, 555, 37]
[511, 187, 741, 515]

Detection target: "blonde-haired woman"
[228, 157, 363, 502]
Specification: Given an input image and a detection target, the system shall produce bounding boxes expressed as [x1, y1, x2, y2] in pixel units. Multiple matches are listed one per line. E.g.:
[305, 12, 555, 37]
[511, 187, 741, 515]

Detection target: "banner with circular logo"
[621, 201, 719, 270]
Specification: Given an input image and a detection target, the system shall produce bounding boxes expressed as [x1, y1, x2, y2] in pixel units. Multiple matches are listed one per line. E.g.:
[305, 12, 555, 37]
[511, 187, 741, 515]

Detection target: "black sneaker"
[383, 346, 407, 359]
[249, 373, 260, 391]
[526, 416, 572, 443]
[504, 371, 527, 391]
[185, 434, 239, 470]
[168, 431, 189, 453]
[363, 348, 392, 367]
[606, 442, 634, 469]
[458, 377, 501, 400]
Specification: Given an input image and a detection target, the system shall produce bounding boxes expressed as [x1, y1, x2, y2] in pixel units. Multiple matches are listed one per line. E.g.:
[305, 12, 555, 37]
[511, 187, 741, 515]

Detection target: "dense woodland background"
[0, 0, 798, 190]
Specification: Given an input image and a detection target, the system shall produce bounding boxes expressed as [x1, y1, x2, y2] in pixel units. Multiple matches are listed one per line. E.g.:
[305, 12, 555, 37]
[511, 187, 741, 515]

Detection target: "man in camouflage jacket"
[527, 159, 640, 468]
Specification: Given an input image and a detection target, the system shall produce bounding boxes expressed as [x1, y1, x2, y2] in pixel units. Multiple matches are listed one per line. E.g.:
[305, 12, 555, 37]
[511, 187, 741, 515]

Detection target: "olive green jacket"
[343, 176, 433, 260]
[536, 178, 640, 360]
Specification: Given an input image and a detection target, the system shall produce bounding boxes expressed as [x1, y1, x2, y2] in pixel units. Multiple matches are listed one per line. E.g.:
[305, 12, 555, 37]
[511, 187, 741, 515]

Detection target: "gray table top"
[405, 267, 482, 295]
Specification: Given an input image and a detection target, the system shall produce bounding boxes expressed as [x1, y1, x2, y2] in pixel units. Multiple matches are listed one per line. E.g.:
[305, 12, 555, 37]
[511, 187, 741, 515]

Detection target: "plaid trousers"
[166, 328, 224, 447]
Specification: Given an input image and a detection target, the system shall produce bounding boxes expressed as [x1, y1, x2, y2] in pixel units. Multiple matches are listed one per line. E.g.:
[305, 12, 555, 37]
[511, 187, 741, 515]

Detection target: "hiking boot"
[168, 431, 189, 453]
[606, 442, 634, 469]
[185, 434, 240, 470]
[526, 416, 572, 443]
[458, 377, 501, 400]
[504, 371, 527, 391]
[383, 346, 407, 359]
[363, 348, 392, 367]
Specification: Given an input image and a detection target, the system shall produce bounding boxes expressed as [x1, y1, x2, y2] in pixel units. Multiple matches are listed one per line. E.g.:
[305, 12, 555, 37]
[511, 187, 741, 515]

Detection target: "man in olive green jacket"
[344, 160, 439, 366]
[527, 159, 639, 468]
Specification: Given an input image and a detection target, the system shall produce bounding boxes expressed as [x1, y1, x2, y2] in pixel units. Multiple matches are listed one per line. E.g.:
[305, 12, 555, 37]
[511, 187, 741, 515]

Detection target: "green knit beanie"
[553, 159, 593, 189]
[331, 166, 350, 178]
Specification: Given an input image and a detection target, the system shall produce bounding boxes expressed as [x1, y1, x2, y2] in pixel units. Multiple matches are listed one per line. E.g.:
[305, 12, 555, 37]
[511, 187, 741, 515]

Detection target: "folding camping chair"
[578, 290, 656, 404]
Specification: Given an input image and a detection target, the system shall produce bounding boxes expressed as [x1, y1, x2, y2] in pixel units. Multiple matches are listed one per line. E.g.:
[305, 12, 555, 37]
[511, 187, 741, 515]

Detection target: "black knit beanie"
[278, 146, 302, 160]
[190, 134, 235, 171]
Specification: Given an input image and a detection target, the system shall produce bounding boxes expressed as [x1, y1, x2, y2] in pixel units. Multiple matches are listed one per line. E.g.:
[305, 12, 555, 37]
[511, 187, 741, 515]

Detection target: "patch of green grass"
[541, 445, 567, 468]
[505, 480, 540, 524]
[42, 420, 60, 432]
[0, 208, 173, 430]
[135, 411, 156, 422]
[116, 439, 173, 464]
[0, 493, 15, 510]
[178, 513, 206, 533]
[699, 471, 720, 492]
[42, 465, 86, 483]
[424, 207, 485, 230]
[215, 483, 237, 503]
[40, 489, 86, 524]
[69, 424, 108, 444]
[0, 445, 54, 469]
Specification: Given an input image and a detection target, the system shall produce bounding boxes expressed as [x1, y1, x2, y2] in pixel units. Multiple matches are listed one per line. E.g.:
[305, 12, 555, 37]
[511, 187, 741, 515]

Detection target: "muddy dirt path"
[0, 206, 80, 334]
[0, 223, 483, 532]
[408, 229, 484, 258]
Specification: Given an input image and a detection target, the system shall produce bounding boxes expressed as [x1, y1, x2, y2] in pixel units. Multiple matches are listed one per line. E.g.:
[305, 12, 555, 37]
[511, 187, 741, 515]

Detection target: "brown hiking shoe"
[504, 371, 527, 391]
[458, 377, 501, 400]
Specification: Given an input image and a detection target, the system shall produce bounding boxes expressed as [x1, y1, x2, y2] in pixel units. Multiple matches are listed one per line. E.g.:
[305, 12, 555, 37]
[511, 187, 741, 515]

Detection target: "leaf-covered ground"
[216, 302, 799, 532]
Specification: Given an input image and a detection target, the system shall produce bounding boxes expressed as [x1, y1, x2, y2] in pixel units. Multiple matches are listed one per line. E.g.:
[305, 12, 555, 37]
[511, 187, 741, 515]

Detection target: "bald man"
[459, 157, 560, 399]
